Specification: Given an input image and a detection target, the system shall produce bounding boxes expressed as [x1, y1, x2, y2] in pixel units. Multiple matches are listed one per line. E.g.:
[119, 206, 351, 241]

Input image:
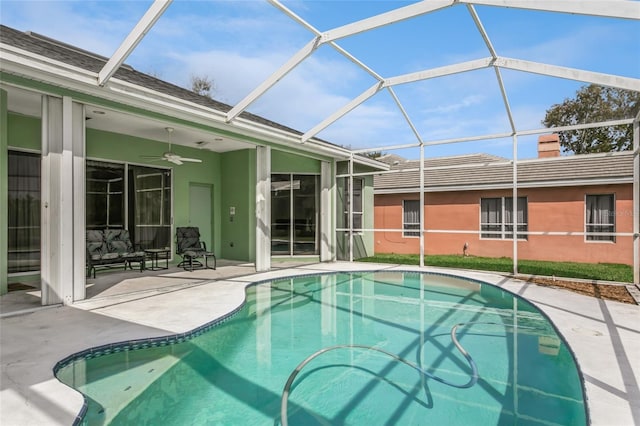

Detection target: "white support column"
[41, 96, 85, 305]
[71, 101, 86, 301]
[419, 144, 425, 267]
[348, 156, 354, 263]
[255, 145, 271, 272]
[512, 134, 518, 276]
[633, 115, 639, 284]
[320, 161, 334, 262]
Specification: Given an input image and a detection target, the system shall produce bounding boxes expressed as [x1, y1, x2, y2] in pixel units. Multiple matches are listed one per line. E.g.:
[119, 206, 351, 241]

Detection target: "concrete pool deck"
[1, 262, 638, 425]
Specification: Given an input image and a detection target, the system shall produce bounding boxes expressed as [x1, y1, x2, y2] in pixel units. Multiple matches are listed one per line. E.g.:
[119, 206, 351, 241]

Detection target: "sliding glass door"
[128, 165, 172, 249]
[7, 151, 41, 273]
[271, 174, 319, 256]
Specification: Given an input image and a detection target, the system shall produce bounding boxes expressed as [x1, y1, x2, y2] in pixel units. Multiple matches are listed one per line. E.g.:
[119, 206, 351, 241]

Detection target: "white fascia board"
[98, 0, 171, 86]
[322, 0, 454, 43]
[384, 57, 493, 87]
[374, 177, 634, 194]
[495, 57, 640, 92]
[1, 46, 99, 87]
[460, 0, 640, 20]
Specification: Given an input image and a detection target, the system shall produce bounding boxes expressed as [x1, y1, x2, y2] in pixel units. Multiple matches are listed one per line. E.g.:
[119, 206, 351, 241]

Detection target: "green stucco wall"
[0, 91, 8, 294]
[272, 150, 321, 174]
[86, 128, 222, 256]
[220, 149, 256, 261]
[7, 113, 40, 151]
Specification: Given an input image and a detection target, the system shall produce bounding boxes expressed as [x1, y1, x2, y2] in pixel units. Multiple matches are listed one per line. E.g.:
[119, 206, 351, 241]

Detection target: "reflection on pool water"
[56, 271, 587, 425]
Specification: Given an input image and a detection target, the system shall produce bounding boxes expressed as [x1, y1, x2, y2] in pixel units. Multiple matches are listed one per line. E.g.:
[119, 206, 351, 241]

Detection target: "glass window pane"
[8, 151, 41, 273]
[271, 174, 291, 254]
[86, 160, 125, 230]
[481, 198, 501, 239]
[505, 197, 528, 240]
[586, 194, 615, 242]
[128, 165, 172, 249]
[403, 200, 420, 237]
[293, 175, 319, 255]
[342, 177, 364, 232]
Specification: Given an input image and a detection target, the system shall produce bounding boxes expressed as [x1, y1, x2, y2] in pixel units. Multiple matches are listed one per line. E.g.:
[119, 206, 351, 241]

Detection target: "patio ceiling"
[3, 84, 255, 153]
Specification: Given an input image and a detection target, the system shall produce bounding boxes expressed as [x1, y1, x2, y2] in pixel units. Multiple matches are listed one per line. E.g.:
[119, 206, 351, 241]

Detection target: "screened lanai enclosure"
[1, 0, 639, 304]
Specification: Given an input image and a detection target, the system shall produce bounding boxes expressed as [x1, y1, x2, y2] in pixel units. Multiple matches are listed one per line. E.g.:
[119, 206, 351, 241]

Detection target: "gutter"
[374, 177, 634, 194]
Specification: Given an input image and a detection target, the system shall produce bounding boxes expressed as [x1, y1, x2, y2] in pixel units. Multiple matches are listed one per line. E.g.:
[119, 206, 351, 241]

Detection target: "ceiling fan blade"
[140, 155, 166, 162]
[169, 157, 183, 165]
[179, 157, 202, 163]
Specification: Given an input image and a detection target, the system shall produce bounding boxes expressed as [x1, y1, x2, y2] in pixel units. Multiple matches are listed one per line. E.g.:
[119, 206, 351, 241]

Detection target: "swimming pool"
[56, 271, 587, 425]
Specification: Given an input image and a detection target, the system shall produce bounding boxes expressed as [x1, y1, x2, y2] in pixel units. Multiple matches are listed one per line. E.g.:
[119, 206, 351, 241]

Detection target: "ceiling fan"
[141, 127, 202, 165]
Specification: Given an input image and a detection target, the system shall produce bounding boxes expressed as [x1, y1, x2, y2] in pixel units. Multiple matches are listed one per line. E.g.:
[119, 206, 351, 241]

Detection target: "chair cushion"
[86, 230, 107, 258]
[109, 240, 129, 254]
[176, 227, 204, 253]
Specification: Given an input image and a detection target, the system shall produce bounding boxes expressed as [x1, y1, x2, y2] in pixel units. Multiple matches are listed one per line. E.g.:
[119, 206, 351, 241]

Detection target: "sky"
[1, 0, 639, 159]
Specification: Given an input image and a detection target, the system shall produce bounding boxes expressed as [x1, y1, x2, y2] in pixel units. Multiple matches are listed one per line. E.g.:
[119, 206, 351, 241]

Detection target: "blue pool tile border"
[53, 268, 590, 426]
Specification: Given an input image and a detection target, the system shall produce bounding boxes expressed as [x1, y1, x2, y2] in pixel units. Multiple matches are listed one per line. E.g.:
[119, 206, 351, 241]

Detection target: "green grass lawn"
[357, 253, 633, 283]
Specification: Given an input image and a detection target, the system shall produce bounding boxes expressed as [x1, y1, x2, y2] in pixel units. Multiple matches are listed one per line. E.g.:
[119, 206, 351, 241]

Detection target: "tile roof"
[374, 151, 634, 192]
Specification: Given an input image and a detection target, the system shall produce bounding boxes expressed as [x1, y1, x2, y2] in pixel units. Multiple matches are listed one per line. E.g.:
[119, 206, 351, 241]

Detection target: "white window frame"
[585, 193, 616, 243]
[344, 177, 363, 234]
[402, 199, 420, 238]
[480, 196, 528, 240]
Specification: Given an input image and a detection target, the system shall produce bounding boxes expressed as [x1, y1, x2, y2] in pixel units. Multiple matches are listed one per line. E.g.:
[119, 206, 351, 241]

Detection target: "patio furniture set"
[86, 227, 215, 278]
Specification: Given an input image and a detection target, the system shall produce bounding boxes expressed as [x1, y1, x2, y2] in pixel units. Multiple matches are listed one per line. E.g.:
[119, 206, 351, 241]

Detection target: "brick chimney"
[538, 134, 560, 158]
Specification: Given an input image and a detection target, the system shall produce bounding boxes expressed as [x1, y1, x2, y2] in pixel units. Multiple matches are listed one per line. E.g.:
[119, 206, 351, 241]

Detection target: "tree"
[542, 84, 639, 154]
[361, 151, 384, 159]
[189, 74, 215, 98]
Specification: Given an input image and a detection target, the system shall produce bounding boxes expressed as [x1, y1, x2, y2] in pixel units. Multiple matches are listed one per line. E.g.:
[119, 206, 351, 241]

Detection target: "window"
[86, 160, 172, 250]
[344, 177, 363, 231]
[129, 165, 172, 249]
[481, 197, 528, 239]
[271, 174, 319, 255]
[86, 160, 124, 229]
[586, 194, 615, 242]
[8, 151, 41, 273]
[403, 200, 420, 237]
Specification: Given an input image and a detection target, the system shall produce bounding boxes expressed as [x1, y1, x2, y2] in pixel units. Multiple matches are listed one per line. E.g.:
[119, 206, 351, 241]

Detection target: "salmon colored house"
[373, 136, 635, 266]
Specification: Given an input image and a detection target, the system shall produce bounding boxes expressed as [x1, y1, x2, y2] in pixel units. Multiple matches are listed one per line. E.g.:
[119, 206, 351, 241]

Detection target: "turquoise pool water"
[56, 271, 587, 425]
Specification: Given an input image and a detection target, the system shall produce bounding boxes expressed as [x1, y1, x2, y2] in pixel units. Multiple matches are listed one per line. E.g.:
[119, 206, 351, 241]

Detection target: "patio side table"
[144, 248, 170, 271]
